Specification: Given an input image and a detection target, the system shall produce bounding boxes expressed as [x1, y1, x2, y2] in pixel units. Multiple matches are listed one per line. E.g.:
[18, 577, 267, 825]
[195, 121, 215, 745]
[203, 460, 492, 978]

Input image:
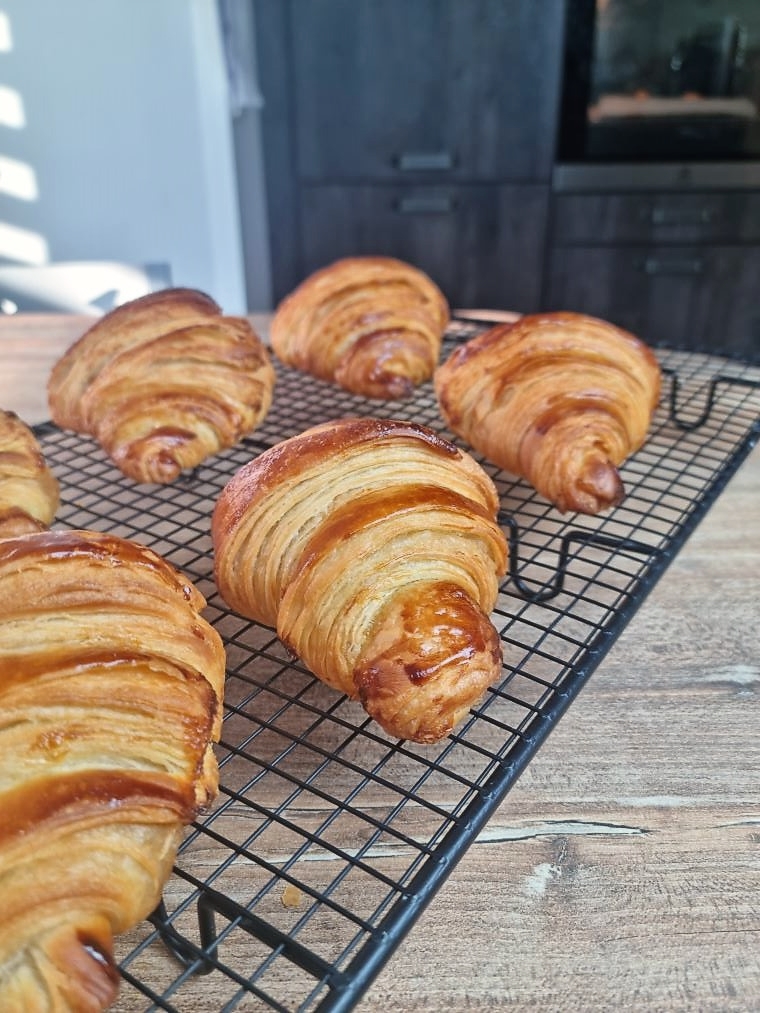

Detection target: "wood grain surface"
[363, 447, 760, 1010]
[1, 312, 758, 1011]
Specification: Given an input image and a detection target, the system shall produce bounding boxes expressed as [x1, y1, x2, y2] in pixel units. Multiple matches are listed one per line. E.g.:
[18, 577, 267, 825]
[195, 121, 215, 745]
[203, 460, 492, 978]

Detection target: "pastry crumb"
[281, 883, 303, 909]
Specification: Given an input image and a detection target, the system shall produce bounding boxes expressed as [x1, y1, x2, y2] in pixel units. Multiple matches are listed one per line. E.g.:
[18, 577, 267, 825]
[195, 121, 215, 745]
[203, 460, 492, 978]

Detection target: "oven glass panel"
[580, 0, 760, 160]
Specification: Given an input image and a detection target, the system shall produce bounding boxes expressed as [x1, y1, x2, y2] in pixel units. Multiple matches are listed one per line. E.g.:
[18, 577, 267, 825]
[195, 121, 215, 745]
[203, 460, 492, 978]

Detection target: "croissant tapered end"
[269, 256, 449, 399]
[40, 918, 121, 1013]
[213, 417, 508, 742]
[0, 409, 59, 538]
[568, 453, 625, 515]
[435, 311, 662, 515]
[354, 583, 503, 743]
[1, 918, 120, 1013]
[0, 529, 226, 1011]
[47, 288, 275, 484]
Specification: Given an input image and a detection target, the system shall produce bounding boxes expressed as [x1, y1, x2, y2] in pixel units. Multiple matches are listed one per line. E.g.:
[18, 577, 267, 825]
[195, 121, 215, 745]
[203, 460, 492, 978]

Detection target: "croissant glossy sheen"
[212, 417, 508, 743]
[269, 257, 449, 399]
[435, 312, 662, 515]
[0, 409, 59, 537]
[48, 288, 275, 483]
[0, 529, 226, 1012]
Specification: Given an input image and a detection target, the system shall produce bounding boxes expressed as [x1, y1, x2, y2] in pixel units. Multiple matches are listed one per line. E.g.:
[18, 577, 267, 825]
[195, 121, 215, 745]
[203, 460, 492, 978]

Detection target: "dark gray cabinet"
[254, 0, 564, 307]
[547, 244, 760, 359]
[545, 189, 760, 361]
[300, 183, 549, 311]
[551, 191, 760, 245]
[250, 0, 760, 362]
[291, 0, 562, 183]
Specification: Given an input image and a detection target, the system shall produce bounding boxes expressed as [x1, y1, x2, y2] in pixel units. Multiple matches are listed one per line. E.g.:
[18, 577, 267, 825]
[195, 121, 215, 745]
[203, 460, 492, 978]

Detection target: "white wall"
[0, 0, 247, 313]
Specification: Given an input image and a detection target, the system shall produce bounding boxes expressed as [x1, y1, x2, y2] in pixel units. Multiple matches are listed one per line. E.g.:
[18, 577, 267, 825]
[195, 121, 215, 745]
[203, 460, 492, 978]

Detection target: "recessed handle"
[394, 151, 455, 172]
[394, 195, 457, 215]
[637, 255, 705, 276]
[640, 205, 716, 227]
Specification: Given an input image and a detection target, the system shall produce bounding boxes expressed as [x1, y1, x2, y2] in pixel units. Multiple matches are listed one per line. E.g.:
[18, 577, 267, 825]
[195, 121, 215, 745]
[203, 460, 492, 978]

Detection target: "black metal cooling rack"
[34, 319, 760, 1012]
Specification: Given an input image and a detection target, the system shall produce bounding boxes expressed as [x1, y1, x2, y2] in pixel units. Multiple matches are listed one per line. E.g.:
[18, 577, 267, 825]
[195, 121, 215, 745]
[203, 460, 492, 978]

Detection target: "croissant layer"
[48, 288, 275, 483]
[0, 409, 59, 537]
[0, 529, 226, 1012]
[270, 257, 449, 399]
[213, 417, 507, 742]
[435, 311, 662, 514]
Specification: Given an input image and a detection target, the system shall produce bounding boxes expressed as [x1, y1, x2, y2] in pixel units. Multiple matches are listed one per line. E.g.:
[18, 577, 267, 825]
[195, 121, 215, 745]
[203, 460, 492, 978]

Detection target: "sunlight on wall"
[0, 154, 37, 199]
[0, 8, 49, 266]
[0, 83, 23, 127]
[0, 222, 49, 264]
[0, 12, 12, 53]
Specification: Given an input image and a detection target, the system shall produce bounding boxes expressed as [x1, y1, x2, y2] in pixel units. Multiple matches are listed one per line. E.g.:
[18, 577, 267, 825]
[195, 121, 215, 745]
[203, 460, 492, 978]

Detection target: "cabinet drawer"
[291, 0, 562, 183]
[545, 244, 760, 362]
[552, 192, 760, 245]
[299, 183, 549, 311]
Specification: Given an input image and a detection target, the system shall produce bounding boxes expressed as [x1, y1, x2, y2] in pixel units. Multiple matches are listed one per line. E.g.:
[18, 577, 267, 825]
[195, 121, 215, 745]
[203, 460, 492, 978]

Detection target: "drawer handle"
[395, 195, 456, 215]
[638, 256, 705, 276]
[394, 151, 455, 172]
[641, 206, 716, 226]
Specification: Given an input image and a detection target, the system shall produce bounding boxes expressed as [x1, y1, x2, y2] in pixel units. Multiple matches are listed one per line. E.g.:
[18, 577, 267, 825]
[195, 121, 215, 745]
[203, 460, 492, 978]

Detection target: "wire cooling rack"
[34, 319, 760, 1012]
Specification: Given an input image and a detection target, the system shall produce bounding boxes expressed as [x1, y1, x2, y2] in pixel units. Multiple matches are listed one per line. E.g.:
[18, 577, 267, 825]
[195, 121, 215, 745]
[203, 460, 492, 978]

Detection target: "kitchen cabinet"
[545, 189, 760, 361]
[546, 242, 760, 361]
[551, 191, 760, 245]
[290, 1, 560, 183]
[250, 0, 760, 363]
[300, 183, 549, 311]
[253, 0, 564, 306]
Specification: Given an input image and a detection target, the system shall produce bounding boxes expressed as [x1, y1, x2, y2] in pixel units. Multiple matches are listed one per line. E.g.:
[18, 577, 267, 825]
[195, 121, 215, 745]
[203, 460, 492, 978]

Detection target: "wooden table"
[2, 313, 759, 1011]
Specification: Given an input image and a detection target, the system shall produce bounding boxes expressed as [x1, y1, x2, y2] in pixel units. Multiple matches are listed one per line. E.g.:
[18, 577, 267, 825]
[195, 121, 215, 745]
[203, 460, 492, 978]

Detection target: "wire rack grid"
[33, 319, 760, 1012]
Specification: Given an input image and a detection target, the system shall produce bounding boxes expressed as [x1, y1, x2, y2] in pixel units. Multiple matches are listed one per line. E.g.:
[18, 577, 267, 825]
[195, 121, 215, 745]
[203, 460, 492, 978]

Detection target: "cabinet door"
[290, 0, 563, 182]
[300, 183, 549, 311]
[545, 245, 760, 361]
[552, 192, 760, 245]
[686, 246, 760, 363]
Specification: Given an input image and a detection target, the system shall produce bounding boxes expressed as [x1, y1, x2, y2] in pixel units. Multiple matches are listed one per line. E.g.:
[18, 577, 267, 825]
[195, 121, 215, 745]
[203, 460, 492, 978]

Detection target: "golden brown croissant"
[48, 287, 275, 483]
[435, 311, 662, 515]
[0, 529, 225, 1012]
[212, 417, 507, 743]
[269, 256, 449, 399]
[0, 409, 59, 538]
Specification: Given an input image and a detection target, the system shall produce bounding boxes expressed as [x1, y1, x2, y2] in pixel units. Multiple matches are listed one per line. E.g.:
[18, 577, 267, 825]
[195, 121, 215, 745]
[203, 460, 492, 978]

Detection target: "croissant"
[269, 256, 449, 399]
[0, 529, 225, 1012]
[212, 417, 508, 743]
[48, 287, 275, 483]
[435, 311, 662, 515]
[0, 409, 59, 538]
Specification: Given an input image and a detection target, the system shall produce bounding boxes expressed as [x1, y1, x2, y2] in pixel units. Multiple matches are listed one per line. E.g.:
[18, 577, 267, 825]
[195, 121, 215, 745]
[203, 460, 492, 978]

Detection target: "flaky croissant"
[269, 256, 449, 399]
[435, 311, 662, 514]
[48, 287, 275, 483]
[212, 417, 507, 743]
[0, 529, 225, 1012]
[0, 409, 59, 538]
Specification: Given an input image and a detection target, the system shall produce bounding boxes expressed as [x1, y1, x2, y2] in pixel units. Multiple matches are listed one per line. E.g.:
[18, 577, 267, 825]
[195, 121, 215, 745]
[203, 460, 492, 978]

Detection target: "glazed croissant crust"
[269, 257, 449, 400]
[0, 409, 59, 538]
[48, 287, 275, 484]
[0, 529, 226, 1012]
[212, 417, 508, 743]
[435, 311, 662, 514]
